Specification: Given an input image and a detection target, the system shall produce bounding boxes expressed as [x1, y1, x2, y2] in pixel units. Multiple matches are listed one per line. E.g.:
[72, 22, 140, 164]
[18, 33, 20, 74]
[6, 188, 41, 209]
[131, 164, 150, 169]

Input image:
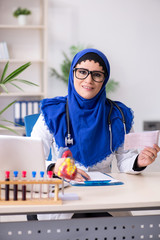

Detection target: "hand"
[137, 144, 160, 168]
[54, 158, 66, 174]
[73, 168, 91, 182]
[54, 158, 91, 182]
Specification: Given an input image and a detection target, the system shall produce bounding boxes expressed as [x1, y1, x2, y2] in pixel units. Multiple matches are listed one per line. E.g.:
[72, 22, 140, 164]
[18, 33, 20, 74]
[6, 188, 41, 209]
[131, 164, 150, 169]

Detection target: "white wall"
[47, 0, 160, 133]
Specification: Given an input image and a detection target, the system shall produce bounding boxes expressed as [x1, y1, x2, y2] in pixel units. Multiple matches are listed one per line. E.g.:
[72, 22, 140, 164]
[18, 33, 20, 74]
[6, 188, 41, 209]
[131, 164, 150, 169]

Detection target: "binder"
[14, 100, 40, 126]
[27, 101, 33, 115]
[0, 41, 9, 59]
[14, 101, 21, 125]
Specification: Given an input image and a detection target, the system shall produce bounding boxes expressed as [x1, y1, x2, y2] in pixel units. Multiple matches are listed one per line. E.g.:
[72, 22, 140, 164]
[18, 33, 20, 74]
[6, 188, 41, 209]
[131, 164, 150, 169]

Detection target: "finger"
[153, 144, 160, 152]
[145, 145, 160, 154]
[64, 173, 83, 182]
[73, 173, 86, 182]
[144, 151, 155, 160]
[77, 169, 91, 180]
[143, 147, 157, 159]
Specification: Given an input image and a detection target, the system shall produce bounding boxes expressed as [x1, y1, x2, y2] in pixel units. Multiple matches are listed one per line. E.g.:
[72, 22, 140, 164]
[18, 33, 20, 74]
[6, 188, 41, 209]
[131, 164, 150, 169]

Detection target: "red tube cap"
[22, 171, 27, 178]
[48, 171, 53, 178]
[5, 171, 10, 179]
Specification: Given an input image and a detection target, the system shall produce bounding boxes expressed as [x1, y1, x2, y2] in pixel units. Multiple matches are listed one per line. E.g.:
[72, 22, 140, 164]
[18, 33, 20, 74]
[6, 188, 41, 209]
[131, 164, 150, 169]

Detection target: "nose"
[84, 72, 93, 83]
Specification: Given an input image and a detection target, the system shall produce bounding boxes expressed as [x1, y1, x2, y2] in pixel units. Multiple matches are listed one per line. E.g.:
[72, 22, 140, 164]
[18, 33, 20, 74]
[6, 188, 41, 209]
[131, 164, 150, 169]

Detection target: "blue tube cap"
[40, 171, 44, 178]
[13, 171, 18, 178]
[32, 171, 37, 178]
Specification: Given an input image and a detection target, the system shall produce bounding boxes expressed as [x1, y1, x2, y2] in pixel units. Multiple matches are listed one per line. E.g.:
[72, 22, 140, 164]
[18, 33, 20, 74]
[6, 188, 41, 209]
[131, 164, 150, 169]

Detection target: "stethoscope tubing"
[107, 99, 126, 153]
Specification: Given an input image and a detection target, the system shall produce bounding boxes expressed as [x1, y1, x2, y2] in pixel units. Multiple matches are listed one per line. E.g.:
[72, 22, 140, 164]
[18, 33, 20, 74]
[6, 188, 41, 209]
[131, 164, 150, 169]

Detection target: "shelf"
[0, 0, 48, 135]
[0, 125, 25, 131]
[0, 92, 45, 97]
[0, 125, 26, 136]
[0, 59, 45, 63]
[0, 25, 45, 29]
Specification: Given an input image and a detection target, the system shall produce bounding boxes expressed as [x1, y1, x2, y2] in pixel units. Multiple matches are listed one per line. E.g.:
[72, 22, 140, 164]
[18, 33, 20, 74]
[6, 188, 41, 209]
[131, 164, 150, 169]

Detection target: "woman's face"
[73, 60, 105, 99]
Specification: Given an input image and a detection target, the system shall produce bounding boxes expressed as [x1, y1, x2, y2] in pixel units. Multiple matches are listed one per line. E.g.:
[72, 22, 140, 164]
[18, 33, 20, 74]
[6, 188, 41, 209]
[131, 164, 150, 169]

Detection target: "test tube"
[13, 171, 18, 201]
[47, 171, 53, 199]
[31, 171, 36, 199]
[22, 171, 27, 201]
[39, 171, 44, 199]
[5, 171, 10, 201]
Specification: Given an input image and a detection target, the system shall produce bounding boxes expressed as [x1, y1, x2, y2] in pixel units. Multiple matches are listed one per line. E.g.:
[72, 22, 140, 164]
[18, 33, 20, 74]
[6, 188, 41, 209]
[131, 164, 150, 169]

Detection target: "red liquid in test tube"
[22, 171, 27, 201]
[5, 171, 10, 201]
[13, 171, 18, 201]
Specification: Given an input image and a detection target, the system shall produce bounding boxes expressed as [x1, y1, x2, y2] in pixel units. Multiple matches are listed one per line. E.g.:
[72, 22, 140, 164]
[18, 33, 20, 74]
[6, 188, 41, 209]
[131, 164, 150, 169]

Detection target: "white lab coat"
[31, 114, 141, 220]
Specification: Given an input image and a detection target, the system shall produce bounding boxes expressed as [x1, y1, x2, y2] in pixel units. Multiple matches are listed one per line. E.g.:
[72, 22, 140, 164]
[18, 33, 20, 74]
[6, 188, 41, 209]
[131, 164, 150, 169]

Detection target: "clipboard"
[69, 172, 124, 186]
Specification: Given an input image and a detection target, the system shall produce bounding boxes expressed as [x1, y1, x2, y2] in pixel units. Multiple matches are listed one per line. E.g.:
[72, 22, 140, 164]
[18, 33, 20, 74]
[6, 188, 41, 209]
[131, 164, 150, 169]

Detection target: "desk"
[0, 172, 160, 240]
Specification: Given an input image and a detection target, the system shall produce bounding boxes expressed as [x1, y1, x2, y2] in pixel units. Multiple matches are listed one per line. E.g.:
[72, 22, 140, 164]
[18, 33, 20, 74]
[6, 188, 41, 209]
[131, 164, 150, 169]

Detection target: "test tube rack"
[0, 179, 63, 205]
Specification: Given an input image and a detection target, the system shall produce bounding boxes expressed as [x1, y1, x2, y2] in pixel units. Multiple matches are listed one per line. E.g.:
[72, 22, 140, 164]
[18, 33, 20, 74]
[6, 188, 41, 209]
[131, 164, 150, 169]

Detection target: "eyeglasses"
[73, 68, 106, 83]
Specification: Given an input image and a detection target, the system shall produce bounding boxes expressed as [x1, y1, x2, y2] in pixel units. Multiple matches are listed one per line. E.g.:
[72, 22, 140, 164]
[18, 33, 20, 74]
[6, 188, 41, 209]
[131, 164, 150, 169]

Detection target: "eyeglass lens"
[75, 68, 105, 82]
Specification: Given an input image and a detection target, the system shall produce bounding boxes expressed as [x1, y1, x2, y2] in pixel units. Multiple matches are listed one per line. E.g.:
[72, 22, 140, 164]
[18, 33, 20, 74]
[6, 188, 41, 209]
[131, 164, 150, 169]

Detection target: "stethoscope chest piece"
[65, 134, 73, 146]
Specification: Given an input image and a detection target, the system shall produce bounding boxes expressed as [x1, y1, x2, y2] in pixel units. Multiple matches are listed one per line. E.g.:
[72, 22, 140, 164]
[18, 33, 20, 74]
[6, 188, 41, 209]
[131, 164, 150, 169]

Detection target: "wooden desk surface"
[0, 172, 160, 215]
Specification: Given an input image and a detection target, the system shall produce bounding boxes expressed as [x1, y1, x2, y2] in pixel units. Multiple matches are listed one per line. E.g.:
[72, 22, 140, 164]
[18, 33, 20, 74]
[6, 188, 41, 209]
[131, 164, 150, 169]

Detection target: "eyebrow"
[74, 68, 105, 73]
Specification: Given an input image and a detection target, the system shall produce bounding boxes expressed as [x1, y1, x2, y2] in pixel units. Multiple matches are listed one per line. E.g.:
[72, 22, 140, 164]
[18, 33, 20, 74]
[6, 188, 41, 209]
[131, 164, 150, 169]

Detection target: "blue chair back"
[24, 114, 40, 137]
[24, 114, 52, 160]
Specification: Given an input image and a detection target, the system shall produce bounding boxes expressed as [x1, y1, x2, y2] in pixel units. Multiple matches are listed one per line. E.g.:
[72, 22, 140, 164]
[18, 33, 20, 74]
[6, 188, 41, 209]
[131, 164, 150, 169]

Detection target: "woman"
[32, 48, 159, 177]
[31, 48, 159, 219]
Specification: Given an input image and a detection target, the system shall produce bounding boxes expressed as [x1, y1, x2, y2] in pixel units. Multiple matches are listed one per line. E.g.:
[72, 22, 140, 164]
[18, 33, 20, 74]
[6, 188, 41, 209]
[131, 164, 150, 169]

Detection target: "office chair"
[24, 113, 52, 160]
[24, 113, 40, 137]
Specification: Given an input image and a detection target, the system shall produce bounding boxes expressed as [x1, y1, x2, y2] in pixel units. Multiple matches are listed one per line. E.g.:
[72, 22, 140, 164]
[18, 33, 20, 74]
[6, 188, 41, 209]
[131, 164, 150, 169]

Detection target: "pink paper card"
[124, 130, 160, 150]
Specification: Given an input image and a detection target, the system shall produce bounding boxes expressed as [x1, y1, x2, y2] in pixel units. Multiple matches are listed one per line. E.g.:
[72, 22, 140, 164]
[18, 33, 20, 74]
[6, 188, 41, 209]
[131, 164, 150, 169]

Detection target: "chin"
[81, 94, 93, 99]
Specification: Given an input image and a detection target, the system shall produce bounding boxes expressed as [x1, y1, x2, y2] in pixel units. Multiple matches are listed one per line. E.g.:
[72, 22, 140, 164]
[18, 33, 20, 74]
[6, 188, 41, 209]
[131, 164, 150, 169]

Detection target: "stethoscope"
[65, 99, 74, 146]
[107, 99, 126, 153]
[65, 98, 126, 153]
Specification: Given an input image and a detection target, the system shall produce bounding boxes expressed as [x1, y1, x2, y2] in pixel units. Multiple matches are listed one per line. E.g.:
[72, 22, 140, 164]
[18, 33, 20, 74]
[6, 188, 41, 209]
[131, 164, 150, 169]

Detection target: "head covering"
[41, 48, 134, 167]
[75, 52, 108, 74]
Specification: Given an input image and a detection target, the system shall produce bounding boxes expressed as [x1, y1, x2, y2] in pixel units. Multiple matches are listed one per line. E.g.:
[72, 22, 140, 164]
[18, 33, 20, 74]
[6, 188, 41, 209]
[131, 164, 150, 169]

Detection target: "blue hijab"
[41, 48, 134, 167]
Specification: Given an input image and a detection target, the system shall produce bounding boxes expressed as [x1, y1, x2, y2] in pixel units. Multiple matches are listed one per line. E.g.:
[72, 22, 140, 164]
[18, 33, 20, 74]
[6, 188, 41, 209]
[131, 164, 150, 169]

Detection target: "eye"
[93, 72, 102, 78]
[78, 69, 87, 75]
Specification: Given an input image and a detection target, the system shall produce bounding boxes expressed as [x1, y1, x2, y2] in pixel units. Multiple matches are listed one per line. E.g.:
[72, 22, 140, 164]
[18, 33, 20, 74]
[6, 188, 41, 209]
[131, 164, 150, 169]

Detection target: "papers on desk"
[70, 171, 124, 186]
[124, 130, 159, 150]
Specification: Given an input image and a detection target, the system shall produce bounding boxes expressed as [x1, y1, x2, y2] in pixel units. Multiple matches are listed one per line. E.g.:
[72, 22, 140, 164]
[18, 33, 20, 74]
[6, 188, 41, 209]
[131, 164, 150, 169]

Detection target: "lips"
[82, 85, 93, 90]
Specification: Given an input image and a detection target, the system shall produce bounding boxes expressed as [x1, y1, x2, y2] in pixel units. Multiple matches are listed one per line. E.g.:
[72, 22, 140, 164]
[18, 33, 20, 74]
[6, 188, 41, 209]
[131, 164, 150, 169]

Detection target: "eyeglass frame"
[73, 68, 107, 83]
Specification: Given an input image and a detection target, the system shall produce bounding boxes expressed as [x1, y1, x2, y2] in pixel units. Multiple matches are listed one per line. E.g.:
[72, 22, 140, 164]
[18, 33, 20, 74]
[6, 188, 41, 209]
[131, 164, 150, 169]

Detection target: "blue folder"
[69, 172, 124, 186]
[70, 179, 124, 187]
